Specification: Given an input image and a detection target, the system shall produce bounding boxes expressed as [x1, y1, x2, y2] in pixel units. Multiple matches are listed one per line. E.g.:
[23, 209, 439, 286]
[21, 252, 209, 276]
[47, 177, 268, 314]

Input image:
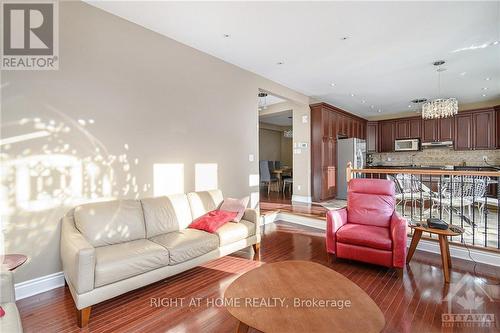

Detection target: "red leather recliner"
[326, 178, 407, 268]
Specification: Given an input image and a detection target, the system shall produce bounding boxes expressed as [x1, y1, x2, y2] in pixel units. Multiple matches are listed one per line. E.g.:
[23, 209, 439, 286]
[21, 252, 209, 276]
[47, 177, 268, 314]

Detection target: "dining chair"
[431, 176, 489, 225]
[282, 178, 293, 194]
[260, 160, 279, 195]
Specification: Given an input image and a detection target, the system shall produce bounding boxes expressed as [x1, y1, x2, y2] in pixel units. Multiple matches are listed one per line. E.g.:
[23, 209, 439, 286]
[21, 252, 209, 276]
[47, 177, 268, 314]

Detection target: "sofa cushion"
[187, 190, 224, 220]
[0, 303, 23, 333]
[337, 224, 392, 251]
[74, 200, 145, 247]
[141, 194, 193, 238]
[219, 197, 249, 222]
[150, 229, 219, 265]
[189, 210, 237, 233]
[94, 239, 169, 287]
[215, 219, 256, 246]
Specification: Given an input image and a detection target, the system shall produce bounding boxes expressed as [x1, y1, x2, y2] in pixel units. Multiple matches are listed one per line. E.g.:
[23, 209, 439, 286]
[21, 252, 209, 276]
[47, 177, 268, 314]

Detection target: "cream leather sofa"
[60, 190, 260, 327]
[0, 268, 23, 332]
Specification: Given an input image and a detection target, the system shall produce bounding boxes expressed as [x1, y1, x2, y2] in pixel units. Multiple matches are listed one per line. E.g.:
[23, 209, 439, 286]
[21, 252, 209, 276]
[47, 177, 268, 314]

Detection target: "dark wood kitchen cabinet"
[438, 117, 455, 141]
[409, 118, 421, 138]
[367, 121, 378, 152]
[394, 117, 421, 140]
[497, 106, 500, 149]
[455, 108, 496, 150]
[473, 110, 495, 149]
[379, 121, 395, 152]
[422, 118, 438, 143]
[310, 103, 367, 201]
[454, 113, 473, 150]
[422, 117, 454, 143]
[395, 120, 409, 139]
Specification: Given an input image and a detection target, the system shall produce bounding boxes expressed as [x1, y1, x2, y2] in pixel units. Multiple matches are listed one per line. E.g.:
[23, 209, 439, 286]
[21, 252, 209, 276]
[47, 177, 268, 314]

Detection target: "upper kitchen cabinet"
[455, 113, 473, 150]
[497, 106, 500, 149]
[422, 117, 454, 143]
[367, 121, 378, 152]
[395, 119, 409, 139]
[438, 117, 455, 141]
[422, 118, 438, 143]
[394, 117, 421, 139]
[379, 121, 395, 152]
[473, 109, 495, 149]
[409, 118, 421, 138]
[455, 108, 496, 150]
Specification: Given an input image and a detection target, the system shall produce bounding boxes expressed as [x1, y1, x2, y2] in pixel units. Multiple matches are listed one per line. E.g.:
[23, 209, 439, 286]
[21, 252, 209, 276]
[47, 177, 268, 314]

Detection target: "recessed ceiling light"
[485, 77, 491, 81]
[330, 83, 336, 87]
[370, 105, 374, 109]
[482, 87, 488, 90]
[223, 34, 230, 38]
[408, 105, 412, 108]
[460, 72, 467, 76]
[377, 109, 382, 113]
[350, 93, 355, 97]
[493, 41, 499, 45]
[482, 94, 487, 97]
[361, 100, 366, 104]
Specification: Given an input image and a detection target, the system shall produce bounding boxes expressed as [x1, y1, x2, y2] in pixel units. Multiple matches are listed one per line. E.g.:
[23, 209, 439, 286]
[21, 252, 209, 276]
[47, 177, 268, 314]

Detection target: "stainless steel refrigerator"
[337, 138, 366, 199]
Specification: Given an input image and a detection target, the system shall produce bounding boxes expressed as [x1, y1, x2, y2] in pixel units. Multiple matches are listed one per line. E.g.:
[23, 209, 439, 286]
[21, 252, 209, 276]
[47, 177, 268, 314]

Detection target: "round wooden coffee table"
[224, 260, 385, 333]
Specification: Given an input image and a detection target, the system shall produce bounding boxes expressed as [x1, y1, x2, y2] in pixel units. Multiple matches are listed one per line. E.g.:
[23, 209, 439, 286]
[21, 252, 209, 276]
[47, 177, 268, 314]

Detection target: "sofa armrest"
[60, 213, 96, 294]
[326, 208, 348, 254]
[390, 212, 408, 268]
[0, 268, 16, 303]
[242, 208, 259, 226]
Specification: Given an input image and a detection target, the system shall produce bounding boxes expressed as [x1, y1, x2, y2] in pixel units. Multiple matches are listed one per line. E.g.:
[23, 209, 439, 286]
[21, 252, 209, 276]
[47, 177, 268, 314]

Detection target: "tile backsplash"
[371, 148, 500, 166]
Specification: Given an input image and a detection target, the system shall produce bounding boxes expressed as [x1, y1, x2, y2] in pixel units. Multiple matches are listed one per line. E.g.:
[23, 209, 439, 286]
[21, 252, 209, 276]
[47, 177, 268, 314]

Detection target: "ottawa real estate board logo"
[1, 1, 59, 70]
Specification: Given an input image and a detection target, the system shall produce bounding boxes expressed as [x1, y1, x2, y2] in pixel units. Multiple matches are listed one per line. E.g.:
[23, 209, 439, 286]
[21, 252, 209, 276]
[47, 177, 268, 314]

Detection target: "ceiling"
[263, 94, 286, 106]
[260, 110, 293, 127]
[88, 1, 500, 117]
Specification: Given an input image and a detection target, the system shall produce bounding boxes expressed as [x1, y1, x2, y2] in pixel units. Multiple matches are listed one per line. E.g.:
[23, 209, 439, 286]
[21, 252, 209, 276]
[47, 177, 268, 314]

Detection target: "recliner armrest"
[390, 212, 408, 268]
[0, 268, 16, 303]
[60, 213, 96, 294]
[326, 208, 348, 254]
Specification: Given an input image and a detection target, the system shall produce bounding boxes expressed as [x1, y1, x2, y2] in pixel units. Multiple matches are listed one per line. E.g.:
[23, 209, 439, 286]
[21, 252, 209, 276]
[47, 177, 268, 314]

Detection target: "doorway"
[258, 91, 293, 204]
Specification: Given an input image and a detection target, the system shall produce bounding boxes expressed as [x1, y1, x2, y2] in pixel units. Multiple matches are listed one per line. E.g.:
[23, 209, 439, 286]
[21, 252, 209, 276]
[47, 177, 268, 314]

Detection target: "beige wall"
[0, 1, 309, 283]
[258, 124, 293, 166]
[259, 128, 282, 161]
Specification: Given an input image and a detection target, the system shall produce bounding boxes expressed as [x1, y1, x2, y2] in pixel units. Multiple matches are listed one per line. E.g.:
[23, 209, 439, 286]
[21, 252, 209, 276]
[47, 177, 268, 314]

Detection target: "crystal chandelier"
[421, 61, 458, 119]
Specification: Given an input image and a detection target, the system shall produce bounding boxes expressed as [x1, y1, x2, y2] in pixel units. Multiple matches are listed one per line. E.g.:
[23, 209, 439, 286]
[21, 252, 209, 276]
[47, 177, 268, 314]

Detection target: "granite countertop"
[367, 164, 500, 170]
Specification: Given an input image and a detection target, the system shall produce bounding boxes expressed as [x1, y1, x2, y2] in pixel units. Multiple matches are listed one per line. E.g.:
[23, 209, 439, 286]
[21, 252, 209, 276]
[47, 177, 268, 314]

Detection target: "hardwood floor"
[18, 222, 499, 333]
[260, 190, 329, 220]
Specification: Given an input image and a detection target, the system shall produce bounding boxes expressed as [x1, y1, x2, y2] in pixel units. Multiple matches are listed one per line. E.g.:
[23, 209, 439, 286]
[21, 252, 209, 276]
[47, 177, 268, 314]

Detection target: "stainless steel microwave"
[394, 138, 420, 151]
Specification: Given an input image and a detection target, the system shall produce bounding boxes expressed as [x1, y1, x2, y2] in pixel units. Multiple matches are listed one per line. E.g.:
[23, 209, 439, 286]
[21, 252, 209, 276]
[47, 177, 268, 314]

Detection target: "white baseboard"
[15, 271, 65, 301]
[291, 195, 312, 204]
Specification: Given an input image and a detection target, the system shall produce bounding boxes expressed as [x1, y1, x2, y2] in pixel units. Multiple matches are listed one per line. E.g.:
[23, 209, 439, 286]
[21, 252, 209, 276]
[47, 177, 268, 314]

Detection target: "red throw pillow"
[189, 210, 237, 233]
